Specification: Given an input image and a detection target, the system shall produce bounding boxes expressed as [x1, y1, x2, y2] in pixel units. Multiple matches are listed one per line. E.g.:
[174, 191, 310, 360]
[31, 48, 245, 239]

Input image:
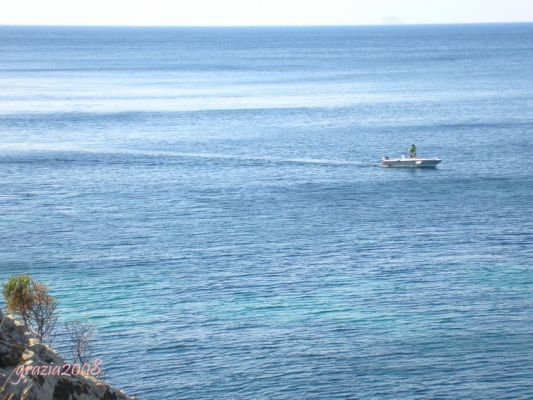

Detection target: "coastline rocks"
[0, 310, 136, 400]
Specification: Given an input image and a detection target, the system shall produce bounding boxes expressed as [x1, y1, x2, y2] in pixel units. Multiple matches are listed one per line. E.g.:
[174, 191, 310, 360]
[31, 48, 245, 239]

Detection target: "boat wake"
[0, 145, 377, 168]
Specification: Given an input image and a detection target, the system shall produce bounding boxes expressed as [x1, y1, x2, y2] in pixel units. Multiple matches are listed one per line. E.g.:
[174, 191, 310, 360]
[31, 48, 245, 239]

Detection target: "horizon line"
[0, 21, 532, 29]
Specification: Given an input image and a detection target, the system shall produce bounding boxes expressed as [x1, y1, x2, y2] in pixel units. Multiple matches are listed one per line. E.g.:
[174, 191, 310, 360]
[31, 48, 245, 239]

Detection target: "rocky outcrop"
[0, 310, 136, 400]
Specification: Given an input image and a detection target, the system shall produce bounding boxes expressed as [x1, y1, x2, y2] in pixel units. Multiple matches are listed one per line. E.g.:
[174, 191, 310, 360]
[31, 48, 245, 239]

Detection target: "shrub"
[3, 275, 33, 326]
[2, 275, 58, 344]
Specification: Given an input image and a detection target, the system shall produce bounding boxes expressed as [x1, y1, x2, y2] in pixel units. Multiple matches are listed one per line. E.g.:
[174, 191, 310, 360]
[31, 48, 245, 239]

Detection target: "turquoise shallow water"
[0, 25, 532, 399]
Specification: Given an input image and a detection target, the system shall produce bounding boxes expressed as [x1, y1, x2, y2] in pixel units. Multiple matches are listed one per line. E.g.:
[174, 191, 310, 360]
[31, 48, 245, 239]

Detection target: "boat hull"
[381, 158, 442, 168]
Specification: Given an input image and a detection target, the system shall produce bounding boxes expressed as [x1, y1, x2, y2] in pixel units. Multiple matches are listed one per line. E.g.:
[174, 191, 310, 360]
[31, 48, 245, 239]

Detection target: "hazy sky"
[1, 0, 533, 26]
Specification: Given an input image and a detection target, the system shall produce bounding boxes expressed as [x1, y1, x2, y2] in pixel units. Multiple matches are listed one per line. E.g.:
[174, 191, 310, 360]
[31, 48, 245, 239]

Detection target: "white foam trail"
[0, 145, 375, 167]
[0, 143, 85, 152]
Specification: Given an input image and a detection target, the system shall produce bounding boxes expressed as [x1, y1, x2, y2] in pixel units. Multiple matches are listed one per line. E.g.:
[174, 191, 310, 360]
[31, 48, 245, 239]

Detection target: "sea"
[0, 24, 532, 399]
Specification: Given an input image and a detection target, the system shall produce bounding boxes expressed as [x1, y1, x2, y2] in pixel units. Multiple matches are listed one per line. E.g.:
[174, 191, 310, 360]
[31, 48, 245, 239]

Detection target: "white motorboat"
[381, 155, 442, 168]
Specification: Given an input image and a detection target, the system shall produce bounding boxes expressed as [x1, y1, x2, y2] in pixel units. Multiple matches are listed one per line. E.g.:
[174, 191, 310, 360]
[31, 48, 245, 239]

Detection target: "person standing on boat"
[409, 144, 417, 158]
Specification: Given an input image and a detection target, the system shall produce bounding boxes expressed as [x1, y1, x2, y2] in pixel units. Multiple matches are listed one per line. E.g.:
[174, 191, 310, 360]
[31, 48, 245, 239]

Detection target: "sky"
[1, 0, 533, 26]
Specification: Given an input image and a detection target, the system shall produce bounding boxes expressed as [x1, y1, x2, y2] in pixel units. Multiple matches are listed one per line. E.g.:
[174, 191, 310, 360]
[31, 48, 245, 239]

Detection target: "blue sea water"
[0, 24, 532, 399]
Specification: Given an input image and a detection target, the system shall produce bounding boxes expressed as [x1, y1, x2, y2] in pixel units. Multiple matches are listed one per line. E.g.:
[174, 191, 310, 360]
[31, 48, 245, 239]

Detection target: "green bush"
[3, 275, 33, 326]
[2, 275, 58, 344]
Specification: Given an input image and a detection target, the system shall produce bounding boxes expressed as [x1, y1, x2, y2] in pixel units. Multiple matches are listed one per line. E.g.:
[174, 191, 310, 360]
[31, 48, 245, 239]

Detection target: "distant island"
[382, 16, 404, 24]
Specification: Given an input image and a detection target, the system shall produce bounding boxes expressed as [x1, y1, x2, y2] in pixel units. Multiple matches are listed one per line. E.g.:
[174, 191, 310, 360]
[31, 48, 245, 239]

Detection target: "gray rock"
[0, 310, 136, 400]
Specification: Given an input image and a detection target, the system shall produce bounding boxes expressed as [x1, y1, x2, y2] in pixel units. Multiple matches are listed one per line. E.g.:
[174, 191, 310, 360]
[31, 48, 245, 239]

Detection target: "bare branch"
[28, 283, 58, 344]
[64, 320, 95, 365]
